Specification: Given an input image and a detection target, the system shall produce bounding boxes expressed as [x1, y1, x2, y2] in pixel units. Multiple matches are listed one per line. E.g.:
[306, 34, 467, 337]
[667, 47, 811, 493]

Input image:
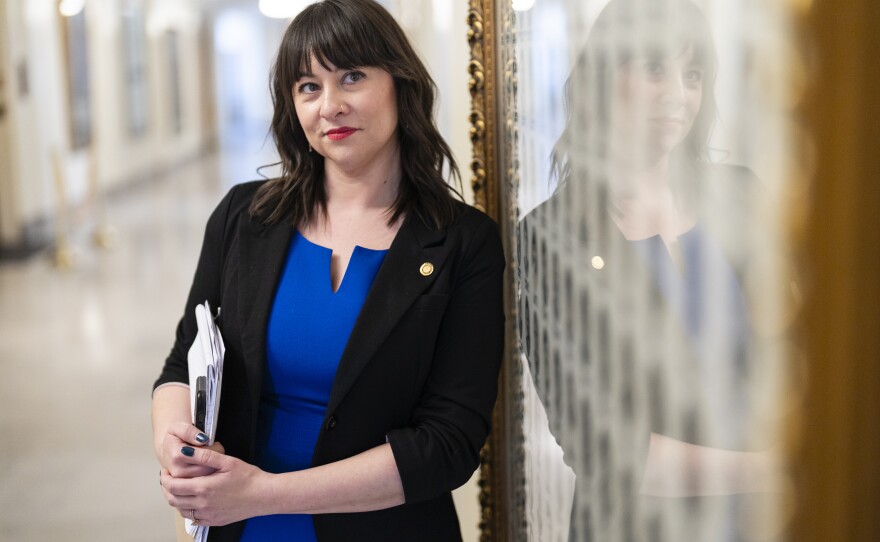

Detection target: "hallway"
[0, 1, 479, 537]
[0, 149, 257, 540]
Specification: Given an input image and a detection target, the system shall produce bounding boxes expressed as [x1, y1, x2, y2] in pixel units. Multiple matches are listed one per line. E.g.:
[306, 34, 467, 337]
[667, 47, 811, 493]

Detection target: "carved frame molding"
[467, 0, 498, 218]
[469, 1, 523, 541]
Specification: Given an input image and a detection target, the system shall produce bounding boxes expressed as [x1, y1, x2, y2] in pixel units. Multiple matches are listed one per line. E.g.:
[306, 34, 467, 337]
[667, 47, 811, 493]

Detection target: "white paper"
[185, 301, 225, 540]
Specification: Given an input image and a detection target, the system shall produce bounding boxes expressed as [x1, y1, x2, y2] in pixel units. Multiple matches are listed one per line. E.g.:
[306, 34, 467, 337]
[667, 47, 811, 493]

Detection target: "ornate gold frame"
[467, 0, 499, 218]
[468, 1, 522, 540]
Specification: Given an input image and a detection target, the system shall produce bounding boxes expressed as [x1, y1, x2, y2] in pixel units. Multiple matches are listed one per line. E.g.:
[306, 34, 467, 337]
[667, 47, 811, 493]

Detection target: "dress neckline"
[293, 230, 388, 294]
[295, 230, 391, 254]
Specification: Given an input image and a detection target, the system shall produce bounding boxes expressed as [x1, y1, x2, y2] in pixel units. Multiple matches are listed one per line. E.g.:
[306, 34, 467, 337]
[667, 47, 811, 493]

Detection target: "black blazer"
[518, 164, 763, 540]
[154, 181, 505, 541]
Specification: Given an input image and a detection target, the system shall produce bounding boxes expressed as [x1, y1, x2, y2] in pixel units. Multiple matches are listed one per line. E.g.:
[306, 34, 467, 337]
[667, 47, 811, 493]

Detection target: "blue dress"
[630, 224, 750, 358]
[240, 231, 387, 541]
[631, 224, 752, 448]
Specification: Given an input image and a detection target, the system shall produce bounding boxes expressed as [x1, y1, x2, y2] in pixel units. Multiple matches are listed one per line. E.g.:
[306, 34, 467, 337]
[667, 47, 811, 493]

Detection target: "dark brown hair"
[551, 0, 719, 188]
[250, 0, 462, 229]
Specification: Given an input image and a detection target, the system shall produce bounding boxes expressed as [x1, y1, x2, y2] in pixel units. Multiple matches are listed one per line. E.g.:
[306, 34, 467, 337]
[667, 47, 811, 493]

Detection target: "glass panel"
[506, 0, 801, 539]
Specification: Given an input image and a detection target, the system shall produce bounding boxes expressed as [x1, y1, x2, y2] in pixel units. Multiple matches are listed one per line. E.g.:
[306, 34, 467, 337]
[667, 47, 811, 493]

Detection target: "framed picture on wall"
[165, 29, 183, 135]
[61, 6, 92, 150]
[120, 0, 149, 138]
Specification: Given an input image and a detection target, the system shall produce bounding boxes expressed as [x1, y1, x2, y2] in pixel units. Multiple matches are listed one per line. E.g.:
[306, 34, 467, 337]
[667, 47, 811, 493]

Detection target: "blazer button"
[325, 415, 338, 430]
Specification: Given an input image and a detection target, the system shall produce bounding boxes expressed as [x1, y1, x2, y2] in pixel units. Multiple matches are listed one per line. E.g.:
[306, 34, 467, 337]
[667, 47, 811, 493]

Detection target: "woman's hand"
[157, 421, 225, 479]
[152, 385, 223, 479]
[160, 446, 272, 527]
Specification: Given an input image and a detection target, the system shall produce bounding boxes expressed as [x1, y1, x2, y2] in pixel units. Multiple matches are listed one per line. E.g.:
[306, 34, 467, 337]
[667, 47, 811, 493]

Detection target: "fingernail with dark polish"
[181, 446, 195, 457]
[195, 433, 209, 444]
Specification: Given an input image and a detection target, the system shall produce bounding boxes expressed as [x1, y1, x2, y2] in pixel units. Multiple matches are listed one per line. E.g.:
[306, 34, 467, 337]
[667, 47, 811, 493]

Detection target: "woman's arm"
[160, 210, 505, 525]
[152, 384, 191, 463]
[152, 185, 247, 479]
[154, 183, 243, 389]
[639, 432, 782, 497]
[385, 213, 506, 503]
[161, 442, 404, 526]
[152, 384, 224, 478]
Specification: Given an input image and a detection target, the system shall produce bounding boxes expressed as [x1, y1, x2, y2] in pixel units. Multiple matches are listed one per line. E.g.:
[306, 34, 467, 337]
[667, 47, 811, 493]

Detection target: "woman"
[519, 0, 778, 539]
[152, 1, 504, 540]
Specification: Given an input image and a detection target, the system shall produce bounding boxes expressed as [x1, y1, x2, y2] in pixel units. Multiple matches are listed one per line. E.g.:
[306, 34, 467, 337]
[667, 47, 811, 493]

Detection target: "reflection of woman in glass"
[519, 0, 779, 539]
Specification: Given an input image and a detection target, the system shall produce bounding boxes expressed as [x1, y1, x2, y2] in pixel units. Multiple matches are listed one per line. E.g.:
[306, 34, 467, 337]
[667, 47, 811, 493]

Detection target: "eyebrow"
[641, 45, 702, 64]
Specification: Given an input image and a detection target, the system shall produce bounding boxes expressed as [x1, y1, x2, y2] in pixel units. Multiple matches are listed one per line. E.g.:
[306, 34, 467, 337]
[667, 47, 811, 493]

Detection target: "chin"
[649, 133, 687, 158]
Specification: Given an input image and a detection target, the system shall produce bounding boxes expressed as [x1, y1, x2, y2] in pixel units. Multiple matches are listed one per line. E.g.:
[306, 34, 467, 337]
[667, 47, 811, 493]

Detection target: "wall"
[0, 0, 214, 253]
[0, 0, 15, 245]
[0, 0, 58, 248]
[391, 0, 474, 205]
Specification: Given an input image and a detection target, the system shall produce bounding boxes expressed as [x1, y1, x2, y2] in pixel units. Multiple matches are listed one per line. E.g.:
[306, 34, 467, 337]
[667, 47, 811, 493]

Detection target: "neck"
[608, 150, 673, 202]
[323, 146, 403, 212]
[606, 151, 698, 242]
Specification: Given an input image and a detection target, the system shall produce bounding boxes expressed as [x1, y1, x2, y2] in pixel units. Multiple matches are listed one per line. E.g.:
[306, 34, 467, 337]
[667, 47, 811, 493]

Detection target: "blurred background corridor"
[0, 1, 477, 539]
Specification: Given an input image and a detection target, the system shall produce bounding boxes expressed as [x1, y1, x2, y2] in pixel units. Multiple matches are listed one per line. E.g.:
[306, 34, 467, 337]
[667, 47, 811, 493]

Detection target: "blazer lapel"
[326, 215, 448, 414]
[238, 214, 293, 413]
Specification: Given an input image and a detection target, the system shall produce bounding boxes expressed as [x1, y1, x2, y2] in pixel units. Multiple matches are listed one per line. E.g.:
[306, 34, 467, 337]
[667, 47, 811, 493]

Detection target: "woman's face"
[609, 45, 704, 162]
[294, 57, 399, 176]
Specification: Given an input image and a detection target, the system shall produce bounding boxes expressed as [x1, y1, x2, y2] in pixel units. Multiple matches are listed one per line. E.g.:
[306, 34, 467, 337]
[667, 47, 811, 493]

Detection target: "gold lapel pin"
[419, 262, 434, 276]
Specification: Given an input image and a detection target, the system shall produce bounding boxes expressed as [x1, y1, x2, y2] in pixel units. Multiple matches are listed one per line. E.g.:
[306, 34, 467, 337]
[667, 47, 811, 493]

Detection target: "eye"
[343, 70, 366, 84]
[296, 81, 319, 94]
[643, 60, 665, 78]
[684, 70, 703, 82]
[684, 68, 703, 84]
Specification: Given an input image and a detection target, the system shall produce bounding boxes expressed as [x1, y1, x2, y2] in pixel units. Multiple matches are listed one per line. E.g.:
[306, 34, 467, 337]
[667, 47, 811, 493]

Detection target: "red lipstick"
[325, 127, 358, 141]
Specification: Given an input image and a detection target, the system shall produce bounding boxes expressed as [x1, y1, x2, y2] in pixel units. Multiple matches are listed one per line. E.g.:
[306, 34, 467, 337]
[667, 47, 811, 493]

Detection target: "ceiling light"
[512, 0, 536, 12]
[259, 0, 311, 19]
[59, 0, 85, 17]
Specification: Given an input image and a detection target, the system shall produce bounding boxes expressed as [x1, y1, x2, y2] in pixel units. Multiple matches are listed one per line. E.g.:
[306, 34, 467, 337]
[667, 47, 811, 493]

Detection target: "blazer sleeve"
[386, 213, 506, 503]
[152, 184, 242, 392]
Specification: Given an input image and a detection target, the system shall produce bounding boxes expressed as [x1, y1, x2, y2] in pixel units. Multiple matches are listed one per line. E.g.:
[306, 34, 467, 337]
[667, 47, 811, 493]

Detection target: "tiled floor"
[0, 144, 273, 540]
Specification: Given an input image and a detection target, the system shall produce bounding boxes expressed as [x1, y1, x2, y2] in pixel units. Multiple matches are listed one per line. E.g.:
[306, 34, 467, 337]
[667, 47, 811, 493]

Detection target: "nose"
[659, 73, 686, 107]
[320, 88, 348, 119]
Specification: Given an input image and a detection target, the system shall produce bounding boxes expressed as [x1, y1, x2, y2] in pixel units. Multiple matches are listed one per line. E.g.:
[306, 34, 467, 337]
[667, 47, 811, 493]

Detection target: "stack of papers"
[186, 300, 225, 542]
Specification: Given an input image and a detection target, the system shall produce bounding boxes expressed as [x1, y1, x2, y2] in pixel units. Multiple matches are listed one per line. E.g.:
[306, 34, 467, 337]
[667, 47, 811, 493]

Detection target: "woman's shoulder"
[451, 200, 496, 226]
[203, 180, 270, 240]
[221, 180, 267, 212]
[699, 162, 763, 214]
[210, 180, 269, 221]
[706, 162, 756, 175]
[440, 201, 502, 245]
[430, 201, 503, 260]
[704, 162, 761, 189]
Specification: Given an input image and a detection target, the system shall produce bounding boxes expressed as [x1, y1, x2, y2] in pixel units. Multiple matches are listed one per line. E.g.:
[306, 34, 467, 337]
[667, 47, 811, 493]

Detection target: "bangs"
[591, 0, 717, 73]
[639, 35, 713, 68]
[288, 1, 398, 81]
[643, 8, 716, 70]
